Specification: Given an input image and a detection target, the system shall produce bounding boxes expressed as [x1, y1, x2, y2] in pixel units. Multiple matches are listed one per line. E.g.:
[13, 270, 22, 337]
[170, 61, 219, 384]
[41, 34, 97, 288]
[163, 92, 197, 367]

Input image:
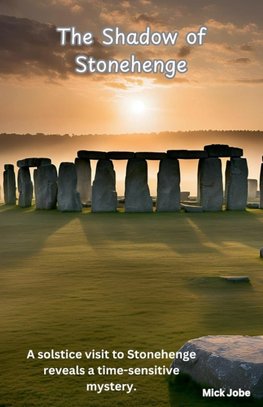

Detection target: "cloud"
[240, 44, 253, 51]
[177, 46, 191, 58]
[0, 14, 115, 79]
[235, 78, 263, 84]
[229, 57, 251, 64]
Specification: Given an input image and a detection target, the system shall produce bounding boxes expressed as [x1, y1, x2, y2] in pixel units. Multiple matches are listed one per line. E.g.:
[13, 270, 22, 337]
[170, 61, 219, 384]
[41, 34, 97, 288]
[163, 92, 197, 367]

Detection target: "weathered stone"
[204, 144, 230, 157]
[17, 158, 51, 168]
[125, 158, 152, 212]
[77, 150, 107, 160]
[107, 151, 135, 160]
[167, 150, 208, 159]
[230, 147, 243, 157]
[57, 162, 82, 212]
[156, 158, 180, 212]
[135, 152, 167, 160]
[18, 167, 33, 207]
[198, 158, 223, 211]
[260, 248, 263, 258]
[171, 335, 263, 399]
[248, 179, 257, 200]
[225, 158, 248, 210]
[75, 158, 91, 205]
[181, 204, 203, 213]
[34, 164, 57, 209]
[3, 164, 16, 205]
[260, 163, 263, 209]
[247, 203, 259, 209]
[92, 159, 117, 212]
[180, 191, 190, 201]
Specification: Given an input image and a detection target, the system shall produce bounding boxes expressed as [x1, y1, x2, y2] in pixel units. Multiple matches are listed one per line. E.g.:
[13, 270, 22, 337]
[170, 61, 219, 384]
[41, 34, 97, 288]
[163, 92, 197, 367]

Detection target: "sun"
[130, 99, 146, 115]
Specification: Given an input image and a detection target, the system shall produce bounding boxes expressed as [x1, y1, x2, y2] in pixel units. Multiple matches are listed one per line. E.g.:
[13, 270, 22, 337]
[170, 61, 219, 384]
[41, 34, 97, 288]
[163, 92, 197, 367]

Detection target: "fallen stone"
[220, 275, 250, 282]
[77, 150, 107, 160]
[247, 203, 259, 209]
[92, 159, 117, 212]
[180, 191, 190, 201]
[3, 164, 16, 205]
[225, 158, 248, 210]
[156, 158, 180, 212]
[198, 158, 223, 211]
[167, 150, 208, 159]
[57, 162, 82, 212]
[125, 158, 152, 212]
[181, 204, 203, 213]
[34, 164, 57, 209]
[75, 158, 91, 205]
[17, 158, 51, 168]
[18, 167, 33, 207]
[135, 152, 167, 160]
[107, 151, 135, 160]
[171, 335, 263, 399]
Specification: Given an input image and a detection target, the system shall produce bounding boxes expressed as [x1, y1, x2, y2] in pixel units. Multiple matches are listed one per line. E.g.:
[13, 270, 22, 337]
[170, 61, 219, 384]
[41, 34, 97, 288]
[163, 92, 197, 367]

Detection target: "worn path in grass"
[1, 207, 263, 407]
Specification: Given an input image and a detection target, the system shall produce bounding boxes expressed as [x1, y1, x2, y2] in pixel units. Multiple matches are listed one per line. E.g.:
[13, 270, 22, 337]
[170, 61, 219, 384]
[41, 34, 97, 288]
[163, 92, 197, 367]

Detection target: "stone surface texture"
[156, 158, 180, 212]
[18, 167, 33, 207]
[3, 164, 16, 204]
[125, 158, 152, 212]
[34, 164, 57, 209]
[75, 158, 91, 205]
[198, 158, 223, 211]
[92, 159, 117, 212]
[171, 335, 263, 399]
[225, 158, 248, 210]
[57, 162, 82, 212]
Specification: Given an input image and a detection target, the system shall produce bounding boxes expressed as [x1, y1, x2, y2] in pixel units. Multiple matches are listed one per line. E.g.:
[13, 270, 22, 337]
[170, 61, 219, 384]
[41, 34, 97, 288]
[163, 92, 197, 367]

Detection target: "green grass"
[1, 206, 263, 407]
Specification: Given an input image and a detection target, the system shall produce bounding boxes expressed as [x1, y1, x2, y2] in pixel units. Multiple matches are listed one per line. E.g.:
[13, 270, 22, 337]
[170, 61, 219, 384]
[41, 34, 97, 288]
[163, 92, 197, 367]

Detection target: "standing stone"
[260, 164, 263, 209]
[125, 158, 152, 212]
[57, 162, 82, 212]
[198, 158, 223, 211]
[225, 158, 248, 210]
[247, 179, 257, 201]
[18, 167, 33, 208]
[156, 158, 180, 212]
[34, 164, 57, 209]
[75, 158, 91, 206]
[92, 159, 117, 212]
[3, 164, 16, 205]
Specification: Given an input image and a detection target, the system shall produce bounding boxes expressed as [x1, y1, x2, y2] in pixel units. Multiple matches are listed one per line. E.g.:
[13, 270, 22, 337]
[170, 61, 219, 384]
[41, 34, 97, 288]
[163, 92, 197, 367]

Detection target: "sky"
[0, 0, 263, 134]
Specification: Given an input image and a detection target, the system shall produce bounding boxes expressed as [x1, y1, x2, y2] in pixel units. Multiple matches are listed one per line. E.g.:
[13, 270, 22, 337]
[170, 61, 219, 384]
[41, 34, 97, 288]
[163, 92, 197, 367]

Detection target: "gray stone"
[225, 158, 248, 210]
[107, 151, 135, 160]
[181, 204, 203, 213]
[92, 159, 117, 212]
[167, 150, 208, 159]
[135, 152, 167, 160]
[247, 203, 259, 209]
[75, 158, 91, 205]
[248, 179, 257, 200]
[156, 158, 180, 212]
[230, 147, 243, 157]
[260, 164, 263, 209]
[125, 158, 152, 212]
[18, 167, 33, 207]
[17, 158, 51, 168]
[3, 164, 16, 205]
[260, 248, 263, 258]
[34, 164, 57, 209]
[198, 158, 223, 211]
[171, 335, 263, 399]
[57, 162, 82, 212]
[180, 191, 190, 201]
[77, 150, 107, 160]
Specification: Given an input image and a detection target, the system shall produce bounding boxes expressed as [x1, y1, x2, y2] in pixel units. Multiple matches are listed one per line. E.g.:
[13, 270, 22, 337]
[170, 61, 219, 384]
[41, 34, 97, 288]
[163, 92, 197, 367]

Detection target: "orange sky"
[0, 0, 262, 134]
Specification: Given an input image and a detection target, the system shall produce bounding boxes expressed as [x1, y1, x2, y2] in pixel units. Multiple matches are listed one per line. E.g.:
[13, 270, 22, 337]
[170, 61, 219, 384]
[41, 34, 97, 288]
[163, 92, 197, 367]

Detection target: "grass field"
[1, 206, 263, 407]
